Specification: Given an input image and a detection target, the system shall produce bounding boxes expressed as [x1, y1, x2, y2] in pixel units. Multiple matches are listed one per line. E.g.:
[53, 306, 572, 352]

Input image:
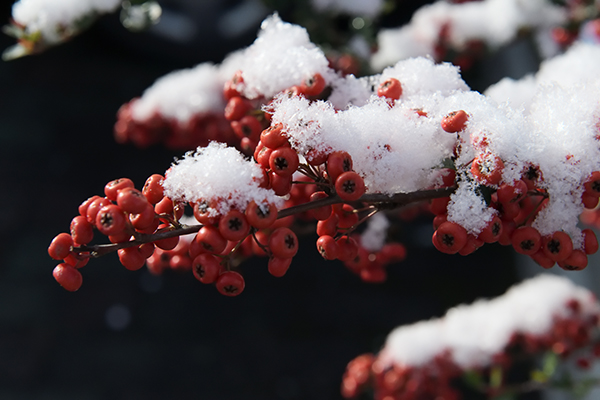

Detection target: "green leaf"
[463, 370, 484, 390]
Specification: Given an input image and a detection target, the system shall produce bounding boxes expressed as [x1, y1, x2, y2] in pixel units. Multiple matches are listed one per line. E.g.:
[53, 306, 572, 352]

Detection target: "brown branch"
[73, 186, 457, 258]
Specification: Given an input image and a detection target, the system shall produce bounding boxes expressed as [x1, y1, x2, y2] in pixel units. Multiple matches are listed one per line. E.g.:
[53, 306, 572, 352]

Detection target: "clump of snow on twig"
[12, 0, 122, 43]
[378, 274, 600, 369]
[131, 63, 227, 123]
[162, 142, 283, 216]
[232, 13, 337, 100]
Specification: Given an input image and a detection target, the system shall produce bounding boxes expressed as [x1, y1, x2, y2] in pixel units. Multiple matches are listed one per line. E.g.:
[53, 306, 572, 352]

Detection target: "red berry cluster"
[114, 100, 237, 150]
[341, 298, 600, 400]
[223, 70, 327, 155]
[434, 113, 599, 269]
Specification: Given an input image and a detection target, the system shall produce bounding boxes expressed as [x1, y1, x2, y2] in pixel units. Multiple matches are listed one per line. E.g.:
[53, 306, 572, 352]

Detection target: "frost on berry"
[162, 142, 283, 217]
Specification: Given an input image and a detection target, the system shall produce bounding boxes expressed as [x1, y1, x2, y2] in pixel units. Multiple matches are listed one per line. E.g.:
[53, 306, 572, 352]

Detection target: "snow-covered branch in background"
[342, 274, 600, 399]
[370, 0, 567, 71]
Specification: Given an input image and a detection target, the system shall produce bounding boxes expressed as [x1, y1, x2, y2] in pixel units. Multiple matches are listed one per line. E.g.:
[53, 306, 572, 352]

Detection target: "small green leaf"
[463, 369, 484, 389]
[490, 365, 503, 388]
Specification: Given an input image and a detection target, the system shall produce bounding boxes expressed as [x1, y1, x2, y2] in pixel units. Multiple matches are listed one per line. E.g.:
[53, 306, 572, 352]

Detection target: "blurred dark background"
[0, 1, 528, 399]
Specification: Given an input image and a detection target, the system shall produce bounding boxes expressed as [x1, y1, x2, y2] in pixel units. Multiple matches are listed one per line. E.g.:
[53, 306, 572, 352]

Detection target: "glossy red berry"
[433, 222, 468, 254]
[260, 123, 288, 149]
[53, 263, 83, 291]
[583, 229, 599, 255]
[192, 199, 220, 226]
[268, 256, 292, 277]
[78, 195, 101, 217]
[117, 188, 149, 214]
[511, 226, 542, 255]
[327, 151, 353, 181]
[308, 191, 332, 221]
[245, 201, 277, 229]
[154, 235, 179, 251]
[530, 249, 555, 269]
[542, 231, 573, 262]
[231, 115, 262, 142]
[471, 154, 504, 186]
[223, 70, 243, 100]
[195, 225, 228, 254]
[316, 235, 338, 260]
[478, 215, 503, 243]
[96, 204, 127, 236]
[497, 180, 528, 203]
[269, 227, 298, 258]
[300, 73, 326, 97]
[269, 171, 293, 196]
[269, 146, 299, 177]
[70, 216, 94, 245]
[219, 210, 250, 241]
[85, 197, 111, 224]
[130, 203, 157, 231]
[441, 110, 469, 133]
[335, 171, 365, 201]
[317, 214, 339, 237]
[48, 233, 73, 260]
[142, 174, 164, 205]
[336, 236, 359, 262]
[224, 96, 251, 121]
[118, 247, 146, 271]
[192, 253, 221, 284]
[336, 204, 359, 229]
[377, 78, 402, 100]
[558, 249, 588, 271]
[584, 171, 600, 197]
[216, 271, 245, 296]
[104, 178, 134, 202]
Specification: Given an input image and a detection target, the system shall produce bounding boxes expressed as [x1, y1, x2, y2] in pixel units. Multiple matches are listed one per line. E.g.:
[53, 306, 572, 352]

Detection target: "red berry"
[511, 226, 542, 255]
[317, 214, 339, 237]
[231, 115, 262, 142]
[104, 178, 134, 202]
[269, 227, 298, 258]
[441, 110, 468, 133]
[194, 225, 227, 254]
[377, 78, 402, 100]
[192, 253, 222, 284]
[584, 171, 600, 197]
[269, 171, 293, 196]
[85, 197, 111, 224]
[558, 249, 588, 271]
[130, 203, 157, 231]
[471, 154, 504, 186]
[327, 151, 353, 181]
[224, 96, 251, 121]
[48, 233, 73, 260]
[245, 201, 278, 229]
[218, 210, 250, 241]
[117, 188, 149, 214]
[216, 271, 245, 296]
[269, 146, 299, 177]
[478, 215, 503, 243]
[260, 123, 288, 149]
[542, 231, 573, 262]
[118, 247, 146, 271]
[96, 204, 127, 236]
[335, 171, 365, 201]
[268, 256, 292, 277]
[63, 252, 89, 269]
[433, 222, 468, 254]
[497, 180, 528, 203]
[430, 197, 450, 216]
[336, 236, 359, 262]
[583, 229, 599, 255]
[223, 70, 243, 100]
[300, 73, 326, 97]
[53, 263, 83, 291]
[154, 235, 179, 251]
[316, 235, 338, 260]
[142, 174, 164, 205]
[308, 191, 332, 221]
[336, 204, 359, 229]
[70, 216, 94, 245]
[78, 195, 101, 217]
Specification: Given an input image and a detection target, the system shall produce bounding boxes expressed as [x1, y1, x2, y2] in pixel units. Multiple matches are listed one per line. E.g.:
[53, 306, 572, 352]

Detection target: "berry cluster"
[341, 275, 600, 400]
[430, 110, 599, 270]
[114, 100, 237, 150]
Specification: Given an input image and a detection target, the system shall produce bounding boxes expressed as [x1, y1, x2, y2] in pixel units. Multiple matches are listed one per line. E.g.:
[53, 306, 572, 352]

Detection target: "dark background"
[0, 1, 528, 399]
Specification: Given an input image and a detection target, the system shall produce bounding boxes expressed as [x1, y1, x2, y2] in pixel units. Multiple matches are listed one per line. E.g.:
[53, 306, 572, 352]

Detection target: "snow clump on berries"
[370, 0, 566, 71]
[233, 13, 337, 99]
[162, 142, 283, 216]
[12, 0, 121, 43]
[378, 274, 600, 370]
[131, 63, 227, 123]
